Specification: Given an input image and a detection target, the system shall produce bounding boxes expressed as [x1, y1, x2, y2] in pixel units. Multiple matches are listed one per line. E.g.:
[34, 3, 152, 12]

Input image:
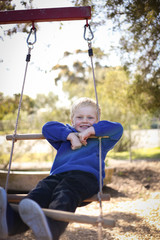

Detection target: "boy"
[0, 97, 123, 240]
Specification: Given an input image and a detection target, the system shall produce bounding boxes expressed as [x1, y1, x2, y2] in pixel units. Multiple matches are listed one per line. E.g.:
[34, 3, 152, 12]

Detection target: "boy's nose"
[82, 117, 88, 122]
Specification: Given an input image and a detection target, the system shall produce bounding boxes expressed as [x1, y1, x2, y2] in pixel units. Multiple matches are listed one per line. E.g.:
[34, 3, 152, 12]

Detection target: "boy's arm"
[78, 126, 95, 145]
[93, 120, 123, 141]
[42, 121, 83, 150]
[78, 121, 123, 144]
[67, 133, 82, 150]
[42, 121, 73, 150]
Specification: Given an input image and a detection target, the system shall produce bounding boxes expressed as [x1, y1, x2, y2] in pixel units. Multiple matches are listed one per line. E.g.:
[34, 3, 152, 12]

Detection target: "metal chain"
[84, 23, 103, 240]
[5, 27, 36, 192]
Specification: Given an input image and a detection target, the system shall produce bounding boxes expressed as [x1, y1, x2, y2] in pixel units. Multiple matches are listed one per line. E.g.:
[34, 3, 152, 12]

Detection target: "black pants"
[7, 170, 99, 239]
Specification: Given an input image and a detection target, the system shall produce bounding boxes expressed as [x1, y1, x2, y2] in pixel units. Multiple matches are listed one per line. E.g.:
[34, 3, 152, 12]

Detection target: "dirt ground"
[7, 160, 160, 240]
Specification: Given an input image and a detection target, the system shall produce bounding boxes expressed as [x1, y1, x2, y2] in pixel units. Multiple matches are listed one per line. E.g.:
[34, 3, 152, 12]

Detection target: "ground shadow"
[114, 167, 160, 191]
[103, 211, 160, 236]
[7, 211, 160, 240]
[102, 185, 127, 198]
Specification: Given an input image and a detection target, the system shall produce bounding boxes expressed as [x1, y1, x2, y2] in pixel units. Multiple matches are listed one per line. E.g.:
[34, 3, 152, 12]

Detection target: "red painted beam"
[0, 6, 91, 24]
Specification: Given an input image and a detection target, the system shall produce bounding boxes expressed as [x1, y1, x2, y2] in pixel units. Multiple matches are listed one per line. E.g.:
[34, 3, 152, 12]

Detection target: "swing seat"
[6, 133, 111, 203]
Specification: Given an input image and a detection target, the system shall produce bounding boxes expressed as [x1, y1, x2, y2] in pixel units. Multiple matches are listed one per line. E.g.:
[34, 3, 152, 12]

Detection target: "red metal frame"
[0, 6, 91, 24]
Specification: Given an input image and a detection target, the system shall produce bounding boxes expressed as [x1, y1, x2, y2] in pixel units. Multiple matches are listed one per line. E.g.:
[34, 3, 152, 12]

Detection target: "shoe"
[19, 199, 52, 240]
[0, 187, 8, 239]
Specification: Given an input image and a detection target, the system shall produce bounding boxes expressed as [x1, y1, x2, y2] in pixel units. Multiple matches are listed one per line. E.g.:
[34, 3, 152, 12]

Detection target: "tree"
[0, 92, 69, 131]
[0, 0, 15, 11]
[0, 92, 17, 120]
[2, 0, 159, 116]
[53, 54, 132, 123]
[73, 0, 160, 116]
[0, 0, 34, 36]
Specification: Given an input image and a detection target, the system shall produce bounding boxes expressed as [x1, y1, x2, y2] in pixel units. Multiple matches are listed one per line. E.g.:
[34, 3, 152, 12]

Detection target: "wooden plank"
[0, 6, 91, 25]
[8, 193, 110, 204]
[11, 203, 115, 227]
[6, 133, 109, 141]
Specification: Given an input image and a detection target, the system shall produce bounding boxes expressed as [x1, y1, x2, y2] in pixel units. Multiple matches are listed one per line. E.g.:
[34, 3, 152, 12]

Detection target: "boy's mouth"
[80, 125, 90, 130]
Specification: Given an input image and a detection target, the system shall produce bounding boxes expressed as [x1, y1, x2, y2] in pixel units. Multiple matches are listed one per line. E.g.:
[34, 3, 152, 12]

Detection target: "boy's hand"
[67, 133, 82, 150]
[78, 126, 95, 145]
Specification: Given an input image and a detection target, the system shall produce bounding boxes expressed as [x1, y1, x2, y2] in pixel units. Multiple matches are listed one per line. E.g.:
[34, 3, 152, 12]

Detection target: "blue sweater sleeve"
[42, 121, 72, 150]
[93, 120, 123, 141]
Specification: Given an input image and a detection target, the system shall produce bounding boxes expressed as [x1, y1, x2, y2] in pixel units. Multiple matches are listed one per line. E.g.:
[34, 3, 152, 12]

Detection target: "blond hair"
[71, 97, 101, 120]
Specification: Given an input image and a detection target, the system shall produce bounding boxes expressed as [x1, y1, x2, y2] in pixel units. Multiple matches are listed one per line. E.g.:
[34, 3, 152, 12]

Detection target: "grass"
[0, 153, 54, 167]
[107, 147, 160, 161]
[1, 147, 160, 169]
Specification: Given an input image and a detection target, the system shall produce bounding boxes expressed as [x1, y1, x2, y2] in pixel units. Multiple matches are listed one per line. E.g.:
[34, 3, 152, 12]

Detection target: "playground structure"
[0, 6, 115, 239]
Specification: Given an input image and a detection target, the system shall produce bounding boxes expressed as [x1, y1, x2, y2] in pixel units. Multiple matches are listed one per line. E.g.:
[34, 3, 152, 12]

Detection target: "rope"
[89, 46, 103, 240]
[5, 47, 32, 191]
[5, 27, 36, 192]
[84, 23, 103, 240]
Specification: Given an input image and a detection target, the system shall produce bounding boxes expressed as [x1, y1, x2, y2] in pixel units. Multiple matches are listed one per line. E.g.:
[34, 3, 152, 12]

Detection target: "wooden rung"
[11, 203, 115, 228]
[6, 133, 109, 141]
[8, 193, 110, 204]
[6, 133, 45, 141]
[43, 208, 115, 227]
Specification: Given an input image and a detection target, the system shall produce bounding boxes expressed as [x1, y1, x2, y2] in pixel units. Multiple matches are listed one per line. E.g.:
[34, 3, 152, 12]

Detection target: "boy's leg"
[0, 175, 58, 238]
[0, 187, 29, 238]
[13, 172, 98, 240]
[19, 175, 61, 240]
[47, 171, 99, 240]
[19, 198, 52, 240]
[26, 175, 60, 208]
[0, 187, 8, 239]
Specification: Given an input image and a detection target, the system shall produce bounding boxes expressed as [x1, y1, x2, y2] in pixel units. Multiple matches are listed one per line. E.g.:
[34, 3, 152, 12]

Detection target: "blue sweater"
[42, 121, 123, 183]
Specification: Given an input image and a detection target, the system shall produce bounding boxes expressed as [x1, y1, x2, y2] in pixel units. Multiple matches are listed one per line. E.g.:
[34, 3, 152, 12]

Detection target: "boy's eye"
[88, 116, 94, 119]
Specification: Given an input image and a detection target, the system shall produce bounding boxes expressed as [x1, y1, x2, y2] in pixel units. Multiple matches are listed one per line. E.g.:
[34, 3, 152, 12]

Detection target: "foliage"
[0, 92, 34, 120]
[72, 0, 160, 116]
[52, 50, 150, 129]
[0, 92, 70, 132]
[105, 0, 160, 74]
[0, 0, 15, 10]
[2, 0, 160, 117]
[51, 47, 160, 140]
[127, 73, 160, 116]
[0, 0, 34, 36]
[1, 0, 159, 130]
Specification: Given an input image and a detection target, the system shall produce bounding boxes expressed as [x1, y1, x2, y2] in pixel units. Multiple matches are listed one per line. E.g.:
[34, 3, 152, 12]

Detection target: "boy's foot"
[0, 187, 8, 239]
[19, 199, 52, 240]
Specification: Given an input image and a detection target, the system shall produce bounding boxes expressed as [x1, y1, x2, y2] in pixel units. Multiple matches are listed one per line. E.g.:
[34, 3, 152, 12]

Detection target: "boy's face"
[71, 105, 97, 132]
